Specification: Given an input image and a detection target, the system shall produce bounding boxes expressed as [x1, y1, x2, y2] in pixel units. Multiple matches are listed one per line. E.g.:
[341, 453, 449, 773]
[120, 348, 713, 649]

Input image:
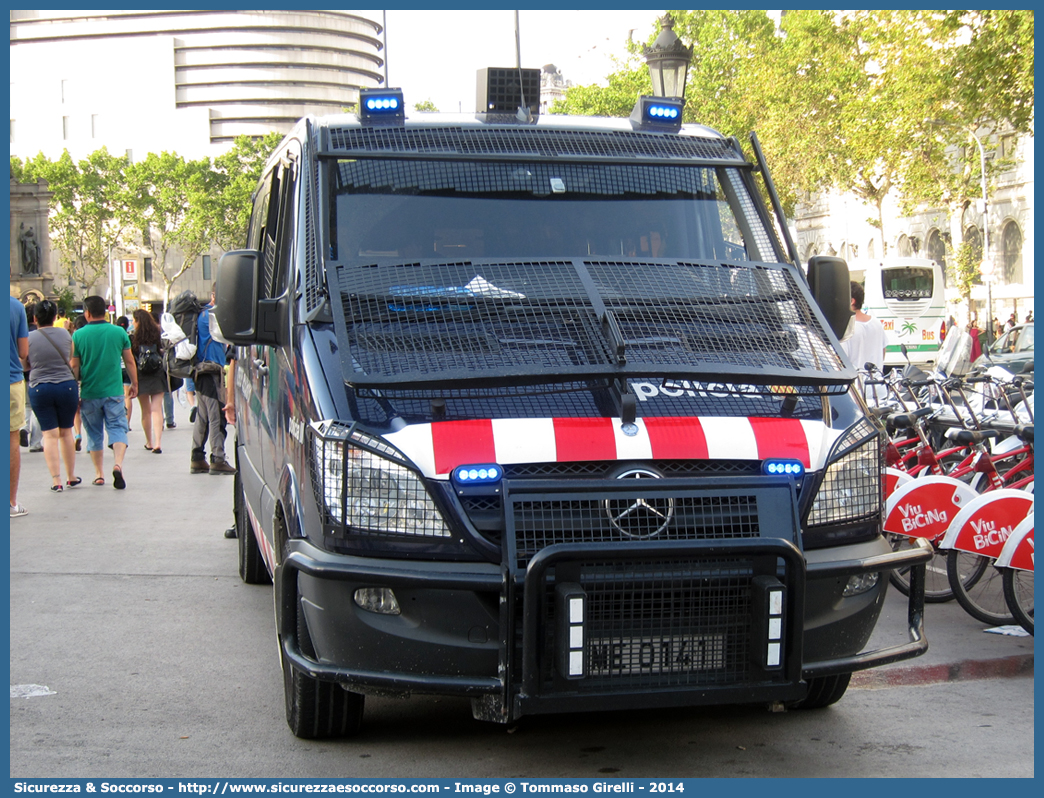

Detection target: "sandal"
[152, 448, 162, 454]
[66, 478, 82, 488]
[144, 444, 153, 451]
[50, 484, 63, 493]
[75, 437, 82, 452]
[92, 477, 105, 486]
[112, 467, 126, 490]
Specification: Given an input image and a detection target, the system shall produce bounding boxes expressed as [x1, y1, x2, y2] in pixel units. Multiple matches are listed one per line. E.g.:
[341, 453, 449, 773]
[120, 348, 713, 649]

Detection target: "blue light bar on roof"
[359, 88, 405, 125]
[630, 95, 685, 132]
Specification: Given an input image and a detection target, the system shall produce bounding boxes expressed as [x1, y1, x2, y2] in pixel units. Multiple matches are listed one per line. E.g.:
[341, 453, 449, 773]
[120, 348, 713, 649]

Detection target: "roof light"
[629, 96, 685, 132]
[359, 88, 405, 126]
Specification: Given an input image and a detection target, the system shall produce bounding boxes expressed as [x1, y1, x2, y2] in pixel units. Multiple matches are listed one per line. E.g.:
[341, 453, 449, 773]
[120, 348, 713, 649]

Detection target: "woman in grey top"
[25, 300, 81, 491]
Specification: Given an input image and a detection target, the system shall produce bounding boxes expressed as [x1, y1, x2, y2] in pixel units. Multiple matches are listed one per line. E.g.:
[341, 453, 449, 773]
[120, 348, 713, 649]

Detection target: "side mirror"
[214, 250, 278, 346]
[806, 255, 852, 341]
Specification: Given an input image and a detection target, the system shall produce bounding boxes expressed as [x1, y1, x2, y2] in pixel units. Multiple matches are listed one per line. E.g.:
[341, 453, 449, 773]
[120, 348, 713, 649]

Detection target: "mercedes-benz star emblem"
[604, 468, 675, 539]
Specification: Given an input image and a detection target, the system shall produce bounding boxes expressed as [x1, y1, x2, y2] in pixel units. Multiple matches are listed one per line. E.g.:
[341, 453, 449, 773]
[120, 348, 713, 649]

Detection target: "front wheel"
[282, 582, 364, 738]
[888, 534, 953, 602]
[791, 673, 851, 709]
[946, 550, 1014, 626]
[1002, 568, 1034, 635]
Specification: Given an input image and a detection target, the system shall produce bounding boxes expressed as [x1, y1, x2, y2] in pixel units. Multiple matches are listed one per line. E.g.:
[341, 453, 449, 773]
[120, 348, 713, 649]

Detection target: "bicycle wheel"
[1002, 568, 1034, 635]
[946, 550, 1014, 625]
[888, 534, 954, 602]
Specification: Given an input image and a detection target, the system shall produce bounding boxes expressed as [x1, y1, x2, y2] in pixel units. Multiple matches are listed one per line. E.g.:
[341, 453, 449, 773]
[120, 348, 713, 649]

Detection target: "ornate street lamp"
[643, 14, 693, 99]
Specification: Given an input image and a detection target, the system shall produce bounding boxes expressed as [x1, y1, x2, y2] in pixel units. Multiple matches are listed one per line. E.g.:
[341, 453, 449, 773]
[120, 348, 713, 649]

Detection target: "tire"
[1002, 568, 1034, 635]
[946, 550, 1014, 625]
[236, 470, 271, 585]
[792, 673, 851, 709]
[887, 534, 954, 602]
[282, 593, 365, 739]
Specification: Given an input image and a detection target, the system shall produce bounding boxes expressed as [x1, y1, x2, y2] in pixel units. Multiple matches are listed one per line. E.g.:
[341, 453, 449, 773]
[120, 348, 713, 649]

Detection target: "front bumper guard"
[277, 535, 932, 698]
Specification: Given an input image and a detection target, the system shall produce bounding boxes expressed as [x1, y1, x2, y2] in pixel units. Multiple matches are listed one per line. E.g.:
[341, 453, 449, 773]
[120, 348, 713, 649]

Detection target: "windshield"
[331, 160, 780, 265]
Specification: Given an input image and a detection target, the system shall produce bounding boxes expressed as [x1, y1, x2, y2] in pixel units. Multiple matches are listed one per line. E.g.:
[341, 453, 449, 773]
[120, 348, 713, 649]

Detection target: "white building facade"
[10, 9, 385, 308]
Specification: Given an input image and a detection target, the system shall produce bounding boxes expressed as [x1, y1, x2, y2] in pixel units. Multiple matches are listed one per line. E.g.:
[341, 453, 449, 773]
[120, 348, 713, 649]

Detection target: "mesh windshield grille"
[328, 126, 741, 163]
[336, 160, 721, 197]
[335, 258, 845, 388]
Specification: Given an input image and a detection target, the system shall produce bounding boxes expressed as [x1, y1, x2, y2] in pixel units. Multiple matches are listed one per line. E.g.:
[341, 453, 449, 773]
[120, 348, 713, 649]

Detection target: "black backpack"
[136, 342, 163, 376]
[164, 290, 204, 379]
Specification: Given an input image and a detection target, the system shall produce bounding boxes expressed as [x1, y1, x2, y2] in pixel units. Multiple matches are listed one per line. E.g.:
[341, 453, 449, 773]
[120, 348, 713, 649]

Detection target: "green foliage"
[55, 287, 76, 318]
[552, 9, 1033, 227]
[211, 132, 283, 250]
[14, 147, 132, 292]
[950, 241, 980, 306]
[413, 99, 439, 113]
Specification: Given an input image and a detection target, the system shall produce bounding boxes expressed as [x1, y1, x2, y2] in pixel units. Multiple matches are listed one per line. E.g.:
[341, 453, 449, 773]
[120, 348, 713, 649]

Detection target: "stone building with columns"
[794, 130, 1034, 327]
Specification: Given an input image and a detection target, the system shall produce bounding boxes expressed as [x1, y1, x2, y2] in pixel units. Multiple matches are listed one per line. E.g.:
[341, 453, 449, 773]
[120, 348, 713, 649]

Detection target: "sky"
[377, 9, 665, 114]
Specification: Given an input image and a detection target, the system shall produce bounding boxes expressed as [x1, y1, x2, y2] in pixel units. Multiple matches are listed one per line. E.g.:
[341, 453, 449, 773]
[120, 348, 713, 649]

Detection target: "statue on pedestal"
[19, 223, 40, 275]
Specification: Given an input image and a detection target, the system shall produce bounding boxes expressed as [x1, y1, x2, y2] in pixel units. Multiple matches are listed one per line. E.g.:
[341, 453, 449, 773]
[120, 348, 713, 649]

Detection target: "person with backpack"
[130, 309, 168, 454]
[190, 284, 236, 475]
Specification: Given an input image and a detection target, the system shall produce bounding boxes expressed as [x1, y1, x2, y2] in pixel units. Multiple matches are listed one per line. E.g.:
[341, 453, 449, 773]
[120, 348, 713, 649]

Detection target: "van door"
[253, 151, 299, 492]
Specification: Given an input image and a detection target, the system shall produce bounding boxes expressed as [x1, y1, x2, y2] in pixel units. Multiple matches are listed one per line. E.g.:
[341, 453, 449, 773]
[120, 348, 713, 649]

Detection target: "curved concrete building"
[10, 9, 385, 157]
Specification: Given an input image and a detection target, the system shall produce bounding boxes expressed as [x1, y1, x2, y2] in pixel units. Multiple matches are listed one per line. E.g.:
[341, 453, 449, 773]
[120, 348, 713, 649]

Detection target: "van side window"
[255, 160, 297, 300]
[248, 173, 273, 251]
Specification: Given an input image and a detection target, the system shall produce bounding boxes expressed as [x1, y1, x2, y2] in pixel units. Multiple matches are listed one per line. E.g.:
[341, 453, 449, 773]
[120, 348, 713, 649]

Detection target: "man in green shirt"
[71, 296, 138, 489]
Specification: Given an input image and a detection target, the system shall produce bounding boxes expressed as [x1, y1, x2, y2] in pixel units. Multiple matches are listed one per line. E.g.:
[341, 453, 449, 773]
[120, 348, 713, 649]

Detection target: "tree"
[211, 132, 283, 251]
[413, 99, 439, 113]
[12, 148, 133, 293]
[125, 152, 218, 305]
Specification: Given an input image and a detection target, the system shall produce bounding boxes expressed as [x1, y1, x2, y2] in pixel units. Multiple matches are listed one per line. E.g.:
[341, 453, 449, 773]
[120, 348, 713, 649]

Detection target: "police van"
[213, 85, 931, 737]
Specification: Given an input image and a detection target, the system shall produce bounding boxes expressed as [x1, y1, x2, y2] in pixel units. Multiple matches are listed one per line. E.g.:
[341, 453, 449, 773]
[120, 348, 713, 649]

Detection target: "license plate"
[588, 634, 726, 675]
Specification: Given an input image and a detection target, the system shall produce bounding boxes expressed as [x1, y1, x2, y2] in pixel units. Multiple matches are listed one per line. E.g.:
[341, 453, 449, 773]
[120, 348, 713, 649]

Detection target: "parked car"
[979, 322, 1034, 373]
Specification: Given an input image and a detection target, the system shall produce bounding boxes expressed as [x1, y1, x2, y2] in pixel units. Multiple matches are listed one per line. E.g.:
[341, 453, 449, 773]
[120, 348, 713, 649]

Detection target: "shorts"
[185, 377, 196, 393]
[9, 380, 26, 432]
[29, 380, 80, 431]
[80, 395, 130, 452]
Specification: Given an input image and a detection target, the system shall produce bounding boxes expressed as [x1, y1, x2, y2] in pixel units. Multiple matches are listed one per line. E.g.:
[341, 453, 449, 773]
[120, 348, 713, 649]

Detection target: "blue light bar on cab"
[630, 96, 685, 132]
[359, 88, 405, 125]
[763, 459, 805, 477]
[452, 464, 503, 485]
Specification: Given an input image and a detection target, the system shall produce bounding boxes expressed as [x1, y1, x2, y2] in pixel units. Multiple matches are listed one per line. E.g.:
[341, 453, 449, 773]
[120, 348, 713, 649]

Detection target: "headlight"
[312, 423, 450, 538]
[807, 419, 883, 528]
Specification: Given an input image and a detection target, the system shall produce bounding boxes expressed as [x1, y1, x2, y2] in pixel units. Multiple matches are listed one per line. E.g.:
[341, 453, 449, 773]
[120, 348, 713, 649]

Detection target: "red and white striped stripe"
[384, 416, 840, 479]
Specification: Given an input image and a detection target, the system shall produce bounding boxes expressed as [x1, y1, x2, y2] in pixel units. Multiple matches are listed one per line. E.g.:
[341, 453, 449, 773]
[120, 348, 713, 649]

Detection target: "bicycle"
[997, 514, 1034, 635]
[940, 489, 1034, 625]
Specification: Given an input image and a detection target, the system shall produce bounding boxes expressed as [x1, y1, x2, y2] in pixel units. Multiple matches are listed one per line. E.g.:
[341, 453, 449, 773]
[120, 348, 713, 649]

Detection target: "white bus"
[849, 257, 947, 367]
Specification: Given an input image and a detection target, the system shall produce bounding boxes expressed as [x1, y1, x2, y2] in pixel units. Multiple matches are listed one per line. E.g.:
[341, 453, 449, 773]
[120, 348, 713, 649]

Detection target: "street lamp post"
[967, 128, 993, 339]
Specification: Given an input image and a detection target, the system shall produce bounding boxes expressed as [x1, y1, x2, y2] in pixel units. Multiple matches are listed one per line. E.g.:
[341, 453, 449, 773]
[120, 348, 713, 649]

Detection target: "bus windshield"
[881, 266, 934, 300]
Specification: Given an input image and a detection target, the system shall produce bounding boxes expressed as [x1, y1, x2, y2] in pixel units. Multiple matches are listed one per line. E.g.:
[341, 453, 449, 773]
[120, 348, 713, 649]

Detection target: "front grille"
[538, 559, 757, 690]
[513, 495, 760, 566]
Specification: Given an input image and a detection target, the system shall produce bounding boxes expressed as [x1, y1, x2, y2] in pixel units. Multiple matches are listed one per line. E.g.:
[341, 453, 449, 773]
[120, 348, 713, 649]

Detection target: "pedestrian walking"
[116, 315, 134, 431]
[71, 295, 137, 489]
[25, 300, 80, 492]
[130, 309, 168, 454]
[71, 314, 87, 452]
[190, 284, 235, 475]
[841, 281, 886, 402]
[10, 295, 30, 517]
[21, 303, 43, 453]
